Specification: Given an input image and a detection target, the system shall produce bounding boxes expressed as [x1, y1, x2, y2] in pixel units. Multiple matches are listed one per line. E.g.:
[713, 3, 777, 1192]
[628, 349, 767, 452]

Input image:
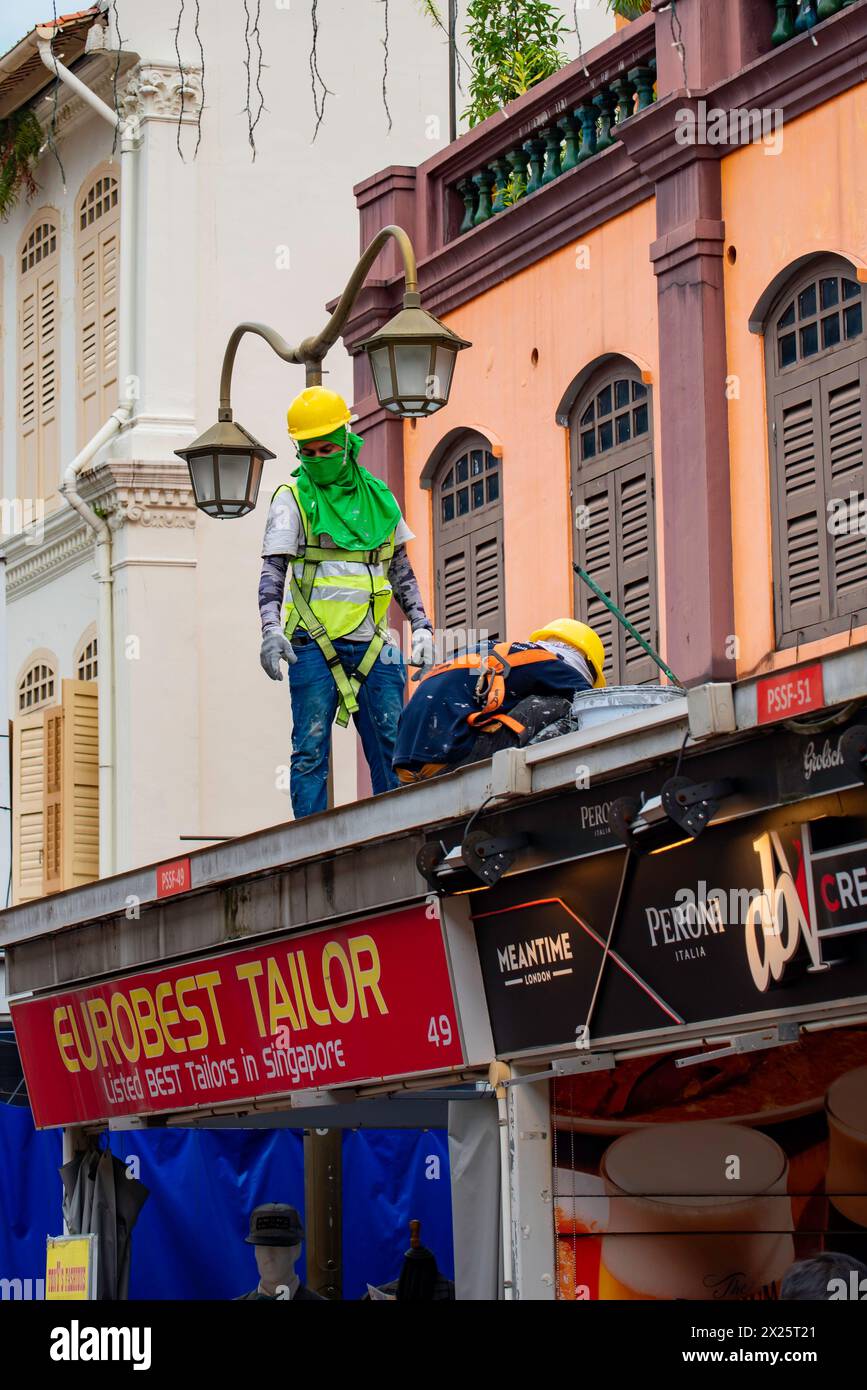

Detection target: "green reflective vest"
[276, 482, 397, 727]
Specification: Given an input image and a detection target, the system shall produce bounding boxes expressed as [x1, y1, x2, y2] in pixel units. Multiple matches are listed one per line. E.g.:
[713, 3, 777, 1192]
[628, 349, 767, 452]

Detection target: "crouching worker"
[392, 619, 605, 783]
[258, 387, 434, 818]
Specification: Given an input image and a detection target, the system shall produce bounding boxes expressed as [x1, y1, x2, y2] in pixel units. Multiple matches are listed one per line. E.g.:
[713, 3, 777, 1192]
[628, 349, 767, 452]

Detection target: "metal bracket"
[504, 1052, 616, 1087]
[675, 1021, 799, 1068]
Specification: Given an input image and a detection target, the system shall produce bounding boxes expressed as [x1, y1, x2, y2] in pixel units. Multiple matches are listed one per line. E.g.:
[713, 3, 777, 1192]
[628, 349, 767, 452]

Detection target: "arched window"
[76, 167, 120, 447]
[18, 210, 60, 500]
[764, 256, 866, 646]
[432, 432, 504, 641]
[568, 358, 658, 684]
[17, 656, 58, 713]
[75, 627, 98, 682]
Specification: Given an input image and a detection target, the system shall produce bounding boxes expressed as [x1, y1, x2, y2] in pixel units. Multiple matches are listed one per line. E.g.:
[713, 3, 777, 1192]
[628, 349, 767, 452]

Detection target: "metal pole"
[448, 0, 457, 142]
[573, 563, 683, 687]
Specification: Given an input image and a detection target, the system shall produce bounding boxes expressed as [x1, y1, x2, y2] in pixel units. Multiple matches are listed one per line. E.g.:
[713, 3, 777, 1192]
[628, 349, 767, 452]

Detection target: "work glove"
[410, 626, 435, 670]
[260, 629, 297, 681]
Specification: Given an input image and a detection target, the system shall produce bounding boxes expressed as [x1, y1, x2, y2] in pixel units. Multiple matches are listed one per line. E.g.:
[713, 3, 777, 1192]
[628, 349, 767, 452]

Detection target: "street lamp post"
[176, 225, 470, 519]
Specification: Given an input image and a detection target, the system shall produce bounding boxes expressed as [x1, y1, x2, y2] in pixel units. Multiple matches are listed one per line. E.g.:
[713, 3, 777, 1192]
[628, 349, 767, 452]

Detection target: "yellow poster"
[45, 1235, 97, 1300]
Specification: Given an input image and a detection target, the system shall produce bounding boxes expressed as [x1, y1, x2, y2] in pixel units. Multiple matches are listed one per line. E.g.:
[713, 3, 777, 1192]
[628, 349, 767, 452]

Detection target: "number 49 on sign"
[428, 1015, 453, 1047]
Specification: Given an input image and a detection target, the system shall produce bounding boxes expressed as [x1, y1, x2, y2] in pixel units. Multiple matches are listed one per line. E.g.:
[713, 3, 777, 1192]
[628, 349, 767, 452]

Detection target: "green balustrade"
[612, 73, 637, 127]
[490, 156, 513, 213]
[795, 0, 818, 30]
[523, 136, 546, 195]
[541, 125, 564, 185]
[472, 167, 495, 225]
[506, 147, 529, 201]
[594, 88, 617, 152]
[559, 112, 583, 174]
[575, 101, 598, 164]
[456, 178, 477, 235]
[629, 62, 656, 110]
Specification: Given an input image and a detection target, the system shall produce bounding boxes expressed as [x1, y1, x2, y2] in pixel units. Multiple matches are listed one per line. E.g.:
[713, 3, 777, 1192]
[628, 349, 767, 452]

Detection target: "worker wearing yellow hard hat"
[392, 619, 605, 782]
[257, 386, 434, 818]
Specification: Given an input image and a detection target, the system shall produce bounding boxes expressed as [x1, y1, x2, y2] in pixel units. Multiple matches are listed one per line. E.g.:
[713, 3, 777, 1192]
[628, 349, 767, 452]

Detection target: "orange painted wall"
[722, 84, 867, 678]
[402, 197, 661, 648]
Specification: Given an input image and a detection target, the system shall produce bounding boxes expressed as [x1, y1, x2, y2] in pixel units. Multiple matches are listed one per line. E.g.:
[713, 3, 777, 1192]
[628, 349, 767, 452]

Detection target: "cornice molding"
[2, 459, 197, 598]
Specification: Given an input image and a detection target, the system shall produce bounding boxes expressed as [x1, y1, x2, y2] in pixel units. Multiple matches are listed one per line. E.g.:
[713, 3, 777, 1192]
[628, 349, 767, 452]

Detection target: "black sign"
[473, 808, 867, 1056]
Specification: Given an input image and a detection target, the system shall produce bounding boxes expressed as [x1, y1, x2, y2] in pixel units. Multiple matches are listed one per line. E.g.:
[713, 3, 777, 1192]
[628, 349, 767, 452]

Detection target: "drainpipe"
[37, 32, 139, 877]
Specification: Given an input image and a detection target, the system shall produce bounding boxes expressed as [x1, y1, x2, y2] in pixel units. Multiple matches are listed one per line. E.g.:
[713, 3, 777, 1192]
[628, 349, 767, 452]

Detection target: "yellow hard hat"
[286, 386, 351, 442]
[530, 619, 607, 688]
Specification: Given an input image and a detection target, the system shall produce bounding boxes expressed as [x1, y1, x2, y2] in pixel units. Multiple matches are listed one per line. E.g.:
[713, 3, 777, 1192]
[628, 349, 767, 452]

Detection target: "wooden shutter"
[617, 458, 657, 684]
[438, 534, 471, 631]
[11, 711, 45, 904]
[773, 380, 829, 638]
[18, 283, 38, 499]
[823, 360, 867, 617]
[43, 705, 63, 894]
[100, 224, 119, 416]
[79, 239, 99, 442]
[38, 268, 59, 500]
[470, 520, 504, 643]
[574, 456, 657, 685]
[37, 681, 99, 895]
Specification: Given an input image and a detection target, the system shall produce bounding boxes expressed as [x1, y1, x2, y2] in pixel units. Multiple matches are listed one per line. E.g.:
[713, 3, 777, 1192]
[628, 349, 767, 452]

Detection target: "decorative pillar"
[620, 103, 736, 686]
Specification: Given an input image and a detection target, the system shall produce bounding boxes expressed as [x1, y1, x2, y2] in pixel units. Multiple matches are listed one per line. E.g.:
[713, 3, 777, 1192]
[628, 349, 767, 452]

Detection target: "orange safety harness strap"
[419, 642, 554, 740]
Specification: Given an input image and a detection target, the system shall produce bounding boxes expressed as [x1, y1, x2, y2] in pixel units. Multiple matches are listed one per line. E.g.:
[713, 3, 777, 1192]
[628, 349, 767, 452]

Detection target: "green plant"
[606, 0, 651, 19]
[0, 109, 42, 221]
[462, 0, 569, 127]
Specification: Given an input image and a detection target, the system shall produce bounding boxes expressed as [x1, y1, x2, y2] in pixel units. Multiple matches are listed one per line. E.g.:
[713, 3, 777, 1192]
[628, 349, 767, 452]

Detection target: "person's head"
[287, 387, 351, 453]
[780, 1251, 867, 1300]
[246, 1203, 305, 1295]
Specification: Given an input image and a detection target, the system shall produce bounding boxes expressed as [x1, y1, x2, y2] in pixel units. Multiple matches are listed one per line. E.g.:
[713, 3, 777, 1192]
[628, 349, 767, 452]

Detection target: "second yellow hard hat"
[530, 619, 607, 688]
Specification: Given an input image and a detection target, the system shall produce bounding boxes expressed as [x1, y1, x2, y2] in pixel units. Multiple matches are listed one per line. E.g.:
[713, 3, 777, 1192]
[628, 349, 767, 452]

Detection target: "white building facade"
[0, 0, 614, 919]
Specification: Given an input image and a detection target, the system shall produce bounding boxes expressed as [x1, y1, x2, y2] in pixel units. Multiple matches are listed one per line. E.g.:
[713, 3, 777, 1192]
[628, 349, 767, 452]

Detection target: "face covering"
[292, 425, 401, 549]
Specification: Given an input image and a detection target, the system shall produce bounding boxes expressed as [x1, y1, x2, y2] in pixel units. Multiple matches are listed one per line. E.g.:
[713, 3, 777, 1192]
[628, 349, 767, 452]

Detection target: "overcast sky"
[0, 0, 58, 56]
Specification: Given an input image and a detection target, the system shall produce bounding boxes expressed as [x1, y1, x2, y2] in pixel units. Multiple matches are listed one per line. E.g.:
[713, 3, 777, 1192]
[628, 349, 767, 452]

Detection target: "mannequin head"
[255, 1242, 302, 1296]
[245, 1203, 305, 1296]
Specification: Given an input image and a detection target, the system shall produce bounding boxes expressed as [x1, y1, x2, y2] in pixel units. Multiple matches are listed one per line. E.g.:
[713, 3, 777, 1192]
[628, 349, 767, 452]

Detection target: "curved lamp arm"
[217, 224, 418, 419]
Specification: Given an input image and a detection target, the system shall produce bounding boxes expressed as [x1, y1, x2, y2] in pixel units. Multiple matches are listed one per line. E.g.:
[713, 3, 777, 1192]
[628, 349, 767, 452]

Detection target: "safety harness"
[419, 642, 554, 738]
[279, 487, 396, 728]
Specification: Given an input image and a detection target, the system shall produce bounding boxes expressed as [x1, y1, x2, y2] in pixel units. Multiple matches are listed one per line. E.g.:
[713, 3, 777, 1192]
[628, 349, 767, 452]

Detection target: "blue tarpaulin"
[341, 1128, 453, 1300]
[0, 1103, 62, 1299]
[0, 1106, 452, 1300]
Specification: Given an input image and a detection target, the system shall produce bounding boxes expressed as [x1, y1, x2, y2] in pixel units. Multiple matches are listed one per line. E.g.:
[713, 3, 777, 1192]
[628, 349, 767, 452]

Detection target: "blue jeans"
[288, 637, 407, 818]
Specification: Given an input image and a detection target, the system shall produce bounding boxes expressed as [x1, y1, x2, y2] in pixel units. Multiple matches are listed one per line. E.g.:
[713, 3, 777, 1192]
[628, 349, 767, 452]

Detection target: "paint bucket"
[568, 684, 686, 731]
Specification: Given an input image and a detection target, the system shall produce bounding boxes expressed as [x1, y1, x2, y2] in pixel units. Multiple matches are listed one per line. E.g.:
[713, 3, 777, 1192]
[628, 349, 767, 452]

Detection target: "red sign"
[756, 662, 824, 725]
[11, 904, 463, 1128]
[156, 857, 191, 898]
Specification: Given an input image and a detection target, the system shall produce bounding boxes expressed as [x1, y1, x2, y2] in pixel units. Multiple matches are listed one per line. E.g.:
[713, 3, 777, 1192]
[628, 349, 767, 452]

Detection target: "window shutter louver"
[471, 522, 504, 643]
[18, 286, 38, 498]
[38, 270, 59, 497]
[617, 459, 657, 684]
[62, 679, 100, 889]
[11, 711, 45, 904]
[433, 436, 506, 641]
[766, 259, 866, 646]
[774, 382, 827, 637]
[573, 455, 656, 685]
[76, 171, 120, 449]
[823, 361, 867, 616]
[438, 535, 471, 632]
[43, 705, 63, 895]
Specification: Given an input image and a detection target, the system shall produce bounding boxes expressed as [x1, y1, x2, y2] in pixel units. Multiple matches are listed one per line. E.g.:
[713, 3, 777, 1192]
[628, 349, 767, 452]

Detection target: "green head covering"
[292, 426, 401, 549]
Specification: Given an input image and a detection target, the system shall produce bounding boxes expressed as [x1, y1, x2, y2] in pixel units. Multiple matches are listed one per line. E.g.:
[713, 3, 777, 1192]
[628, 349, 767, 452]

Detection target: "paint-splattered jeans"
[287, 636, 407, 819]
